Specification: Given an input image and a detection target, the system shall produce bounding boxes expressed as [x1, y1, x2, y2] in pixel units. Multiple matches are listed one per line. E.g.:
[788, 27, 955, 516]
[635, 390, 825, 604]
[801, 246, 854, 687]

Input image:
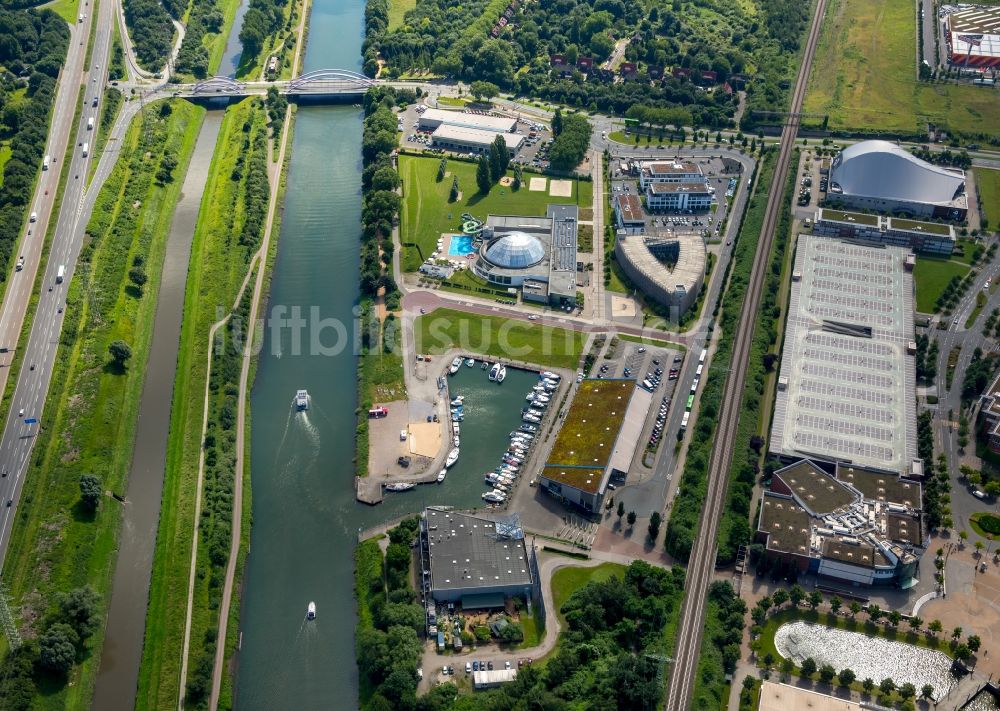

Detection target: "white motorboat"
[532, 384, 547, 392]
[385, 482, 415, 492]
[482, 490, 506, 503]
[437, 469, 447, 483]
[489, 362, 501, 381]
[453, 436, 460, 448]
[295, 389, 310, 411]
[541, 371, 560, 380]
[533, 393, 551, 403]
[481, 360, 489, 370]
[519, 424, 538, 433]
[445, 448, 460, 467]
[497, 366, 506, 383]
[450, 396, 465, 406]
[307, 602, 316, 620]
[449, 357, 462, 374]
[522, 414, 540, 423]
[465, 358, 475, 367]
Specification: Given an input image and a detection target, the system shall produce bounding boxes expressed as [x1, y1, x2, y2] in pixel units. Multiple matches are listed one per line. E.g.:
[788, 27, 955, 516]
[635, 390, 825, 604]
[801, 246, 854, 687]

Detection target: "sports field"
[804, 0, 1000, 136]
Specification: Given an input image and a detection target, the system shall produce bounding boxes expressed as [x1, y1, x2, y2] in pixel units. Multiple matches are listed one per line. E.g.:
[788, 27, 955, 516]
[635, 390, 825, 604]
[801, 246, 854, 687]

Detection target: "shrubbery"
[123, 0, 176, 70]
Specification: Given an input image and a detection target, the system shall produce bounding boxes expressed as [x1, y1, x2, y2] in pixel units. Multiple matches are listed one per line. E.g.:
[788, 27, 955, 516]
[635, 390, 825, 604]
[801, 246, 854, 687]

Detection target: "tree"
[807, 591, 822, 610]
[954, 643, 971, 660]
[647, 511, 662, 541]
[862, 678, 875, 694]
[829, 595, 842, 616]
[888, 610, 902, 628]
[108, 340, 132, 367]
[742, 675, 755, 691]
[789, 585, 805, 607]
[848, 601, 861, 619]
[627, 510, 637, 528]
[449, 176, 459, 202]
[799, 657, 817, 678]
[617, 501, 625, 520]
[436, 158, 447, 182]
[469, 80, 499, 102]
[552, 108, 563, 137]
[772, 589, 789, 608]
[818, 664, 835, 684]
[780, 657, 794, 678]
[128, 266, 148, 289]
[952, 626, 964, 640]
[967, 634, 982, 653]
[39, 623, 78, 674]
[866, 604, 882, 623]
[512, 163, 523, 190]
[838, 668, 856, 687]
[921, 684, 935, 700]
[960, 530, 969, 544]
[908, 616, 923, 632]
[476, 154, 491, 194]
[928, 619, 943, 636]
[879, 678, 896, 695]
[57, 586, 102, 640]
[899, 682, 916, 700]
[78, 473, 103, 512]
[489, 134, 509, 182]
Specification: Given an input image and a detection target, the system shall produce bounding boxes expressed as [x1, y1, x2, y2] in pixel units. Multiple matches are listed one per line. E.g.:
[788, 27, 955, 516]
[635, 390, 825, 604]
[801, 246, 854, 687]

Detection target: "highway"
[660, 0, 829, 708]
[0, 0, 118, 560]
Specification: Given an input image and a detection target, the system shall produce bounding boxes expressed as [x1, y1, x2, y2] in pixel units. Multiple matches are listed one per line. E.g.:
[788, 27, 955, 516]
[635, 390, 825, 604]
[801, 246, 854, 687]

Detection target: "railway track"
[662, 0, 829, 708]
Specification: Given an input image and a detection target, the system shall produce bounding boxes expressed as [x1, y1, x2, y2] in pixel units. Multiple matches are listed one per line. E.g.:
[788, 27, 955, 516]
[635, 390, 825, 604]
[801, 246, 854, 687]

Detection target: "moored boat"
[465, 358, 475, 367]
[437, 469, 447, 483]
[497, 366, 506, 383]
[488, 362, 501, 381]
[445, 448, 460, 467]
[385, 482, 415, 492]
[449, 357, 462, 374]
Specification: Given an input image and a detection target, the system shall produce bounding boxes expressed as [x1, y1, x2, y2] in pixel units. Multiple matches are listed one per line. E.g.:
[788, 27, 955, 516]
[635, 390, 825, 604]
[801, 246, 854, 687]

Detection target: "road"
[661, 0, 828, 707]
[0, 0, 119, 559]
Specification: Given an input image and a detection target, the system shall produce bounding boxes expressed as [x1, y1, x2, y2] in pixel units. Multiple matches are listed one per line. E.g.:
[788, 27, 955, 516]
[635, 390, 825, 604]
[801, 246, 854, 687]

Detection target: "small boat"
[445, 448, 460, 467]
[481, 361, 489, 370]
[465, 358, 475, 367]
[449, 357, 462, 375]
[450, 397, 464, 407]
[450, 406, 464, 415]
[453, 436, 460, 447]
[437, 469, 447, 483]
[497, 366, 506, 383]
[489, 362, 501, 381]
[522, 414, 540, 423]
[532, 384, 547, 392]
[519, 424, 538, 433]
[385, 482, 415, 492]
[307, 602, 316, 620]
[482, 490, 506, 503]
[541, 371, 560, 380]
[295, 389, 310, 411]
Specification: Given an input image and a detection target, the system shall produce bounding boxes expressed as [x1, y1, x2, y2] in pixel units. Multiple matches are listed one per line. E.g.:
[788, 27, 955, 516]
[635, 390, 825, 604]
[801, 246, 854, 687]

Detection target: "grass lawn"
[414, 308, 586, 370]
[0, 102, 205, 710]
[977, 168, 1000, 230]
[804, 0, 1000, 136]
[398, 154, 592, 272]
[0, 141, 10, 187]
[970, 512, 1000, 540]
[41, 0, 79, 24]
[137, 98, 269, 711]
[547, 379, 634, 466]
[550, 562, 626, 626]
[388, 0, 416, 30]
[619, 332, 686, 351]
[518, 609, 543, 649]
[913, 256, 970, 313]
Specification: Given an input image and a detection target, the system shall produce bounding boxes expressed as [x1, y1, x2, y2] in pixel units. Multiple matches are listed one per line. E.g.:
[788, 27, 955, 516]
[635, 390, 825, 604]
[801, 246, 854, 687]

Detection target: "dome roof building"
[483, 231, 546, 269]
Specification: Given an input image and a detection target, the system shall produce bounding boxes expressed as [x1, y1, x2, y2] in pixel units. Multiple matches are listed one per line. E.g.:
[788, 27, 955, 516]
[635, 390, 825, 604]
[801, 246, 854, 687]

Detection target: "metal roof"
[420, 108, 517, 132]
[484, 231, 546, 269]
[431, 124, 523, 150]
[829, 140, 966, 207]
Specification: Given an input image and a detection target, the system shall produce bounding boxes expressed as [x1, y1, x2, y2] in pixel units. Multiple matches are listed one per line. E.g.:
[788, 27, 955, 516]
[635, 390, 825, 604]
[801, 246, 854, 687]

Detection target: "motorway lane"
[0, 0, 117, 561]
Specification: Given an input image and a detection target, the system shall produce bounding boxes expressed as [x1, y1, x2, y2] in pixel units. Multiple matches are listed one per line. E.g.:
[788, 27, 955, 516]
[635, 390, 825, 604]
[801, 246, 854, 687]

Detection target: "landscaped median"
[0, 101, 205, 708]
[136, 97, 274, 711]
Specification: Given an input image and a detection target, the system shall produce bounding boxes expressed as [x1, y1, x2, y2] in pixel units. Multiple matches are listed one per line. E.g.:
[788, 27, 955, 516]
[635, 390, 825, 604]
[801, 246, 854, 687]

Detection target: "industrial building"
[613, 232, 705, 316]
[473, 669, 518, 689]
[417, 108, 518, 133]
[769, 235, 919, 475]
[613, 194, 646, 233]
[431, 125, 524, 155]
[538, 380, 650, 512]
[638, 160, 705, 189]
[812, 208, 956, 255]
[473, 204, 578, 306]
[419, 508, 535, 606]
[644, 181, 714, 212]
[826, 140, 968, 220]
[756, 459, 924, 586]
[945, 5, 1000, 69]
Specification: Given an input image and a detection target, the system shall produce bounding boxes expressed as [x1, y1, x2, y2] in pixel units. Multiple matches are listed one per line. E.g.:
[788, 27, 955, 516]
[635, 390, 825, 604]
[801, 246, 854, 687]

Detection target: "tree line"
[548, 111, 592, 172]
[0, 7, 69, 283]
[174, 0, 225, 78]
[239, 0, 292, 67]
[123, 0, 176, 71]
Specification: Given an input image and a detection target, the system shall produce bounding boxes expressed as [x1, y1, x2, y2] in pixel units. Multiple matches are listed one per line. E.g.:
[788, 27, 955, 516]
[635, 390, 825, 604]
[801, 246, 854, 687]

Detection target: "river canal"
[233, 2, 537, 707]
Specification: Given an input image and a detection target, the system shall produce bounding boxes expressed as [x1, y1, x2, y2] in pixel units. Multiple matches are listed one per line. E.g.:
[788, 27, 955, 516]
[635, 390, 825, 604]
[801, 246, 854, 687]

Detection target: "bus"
[686, 394, 695, 411]
[680, 411, 690, 431]
[699, 349, 707, 364]
[696, 364, 703, 377]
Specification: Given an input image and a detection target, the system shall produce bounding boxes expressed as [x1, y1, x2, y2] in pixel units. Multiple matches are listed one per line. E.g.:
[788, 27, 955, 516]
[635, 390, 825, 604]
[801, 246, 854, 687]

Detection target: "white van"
[29, 211, 37, 223]
[87, 117, 94, 130]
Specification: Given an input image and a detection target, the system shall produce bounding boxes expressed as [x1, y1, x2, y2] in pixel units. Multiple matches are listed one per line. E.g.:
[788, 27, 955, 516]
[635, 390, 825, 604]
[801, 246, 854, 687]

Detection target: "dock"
[355, 476, 384, 505]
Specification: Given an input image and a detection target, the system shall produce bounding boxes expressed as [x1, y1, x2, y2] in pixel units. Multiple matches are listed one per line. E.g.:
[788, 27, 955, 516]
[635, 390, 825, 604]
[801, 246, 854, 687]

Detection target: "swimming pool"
[448, 235, 475, 256]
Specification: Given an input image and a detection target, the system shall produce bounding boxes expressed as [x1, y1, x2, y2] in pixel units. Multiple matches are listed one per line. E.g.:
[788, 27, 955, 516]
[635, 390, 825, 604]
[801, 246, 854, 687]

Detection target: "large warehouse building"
[418, 108, 518, 133]
[614, 232, 705, 317]
[756, 459, 924, 587]
[945, 5, 1000, 69]
[769, 235, 919, 476]
[826, 141, 968, 220]
[431, 125, 524, 155]
[419, 508, 536, 606]
[473, 204, 578, 306]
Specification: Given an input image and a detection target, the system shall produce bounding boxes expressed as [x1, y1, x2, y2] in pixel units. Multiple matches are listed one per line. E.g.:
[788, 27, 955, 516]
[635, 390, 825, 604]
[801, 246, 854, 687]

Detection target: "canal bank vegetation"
[237, 0, 307, 80]
[173, 0, 244, 79]
[238, 0, 294, 74]
[413, 308, 587, 370]
[663, 149, 774, 562]
[0, 100, 205, 710]
[137, 97, 273, 711]
[0, 7, 69, 289]
[355, 301, 405, 477]
[689, 581, 747, 709]
[355, 518, 428, 709]
[122, 0, 178, 72]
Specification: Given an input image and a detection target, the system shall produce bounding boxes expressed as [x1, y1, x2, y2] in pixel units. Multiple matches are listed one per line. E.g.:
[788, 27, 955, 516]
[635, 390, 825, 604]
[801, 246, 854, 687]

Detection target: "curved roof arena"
[829, 140, 965, 207]
[483, 231, 546, 269]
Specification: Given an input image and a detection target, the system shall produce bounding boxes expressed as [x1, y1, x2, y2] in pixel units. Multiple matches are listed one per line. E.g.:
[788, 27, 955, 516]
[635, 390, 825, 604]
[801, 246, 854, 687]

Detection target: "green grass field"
[0, 102, 205, 710]
[137, 98, 269, 711]
[804, 0, 1000, 136]
[977, 168, 1000, 231]
[388, 0, 416, 30]
[414, 307, 586, 370]
[913, 257, 971, 313]
[41, 0, 79, 24]
[550, 562, 626, 625]
[398, 154, 592, 272]
[0, 142, 10, 187]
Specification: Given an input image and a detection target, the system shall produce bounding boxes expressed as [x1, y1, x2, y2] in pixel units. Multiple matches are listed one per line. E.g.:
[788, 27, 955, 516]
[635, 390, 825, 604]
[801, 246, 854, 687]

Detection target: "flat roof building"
[947, 6, 1000, 69]
[812, 208, 956, 255]
[613, 194, 646, 233]
[827, 140, 968, 220]
[759, 681, 865, 711]
[645, 181, 713, 212]
[418, 108, 518, 133]
[613, 231, 705, 317]
[639, 160, 704, 188]
[431, 124, 524, 155]
[756, 459, 924, 586]
[769, 235, 918, 474]
[539, 379, 648, 512]
[420, 508, 535, 604]
[979, 369, 1000, 454]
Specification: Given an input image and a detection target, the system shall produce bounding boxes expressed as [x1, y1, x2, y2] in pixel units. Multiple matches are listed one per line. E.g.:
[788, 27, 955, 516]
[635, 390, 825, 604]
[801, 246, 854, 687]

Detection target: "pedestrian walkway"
[553, 514, 598, 548]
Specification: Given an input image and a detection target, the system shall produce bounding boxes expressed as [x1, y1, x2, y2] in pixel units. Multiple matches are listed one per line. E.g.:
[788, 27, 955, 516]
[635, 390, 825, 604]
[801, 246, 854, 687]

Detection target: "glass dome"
[483, 231, 545, 269]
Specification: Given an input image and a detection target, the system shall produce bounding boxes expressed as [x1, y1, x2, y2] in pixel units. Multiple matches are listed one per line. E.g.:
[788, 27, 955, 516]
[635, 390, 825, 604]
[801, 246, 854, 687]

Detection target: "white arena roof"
[769, 236, 917, 472]
[829, 140, 966, 208]
[431, 124, 523, 150]
[419, 108, 517, 133]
